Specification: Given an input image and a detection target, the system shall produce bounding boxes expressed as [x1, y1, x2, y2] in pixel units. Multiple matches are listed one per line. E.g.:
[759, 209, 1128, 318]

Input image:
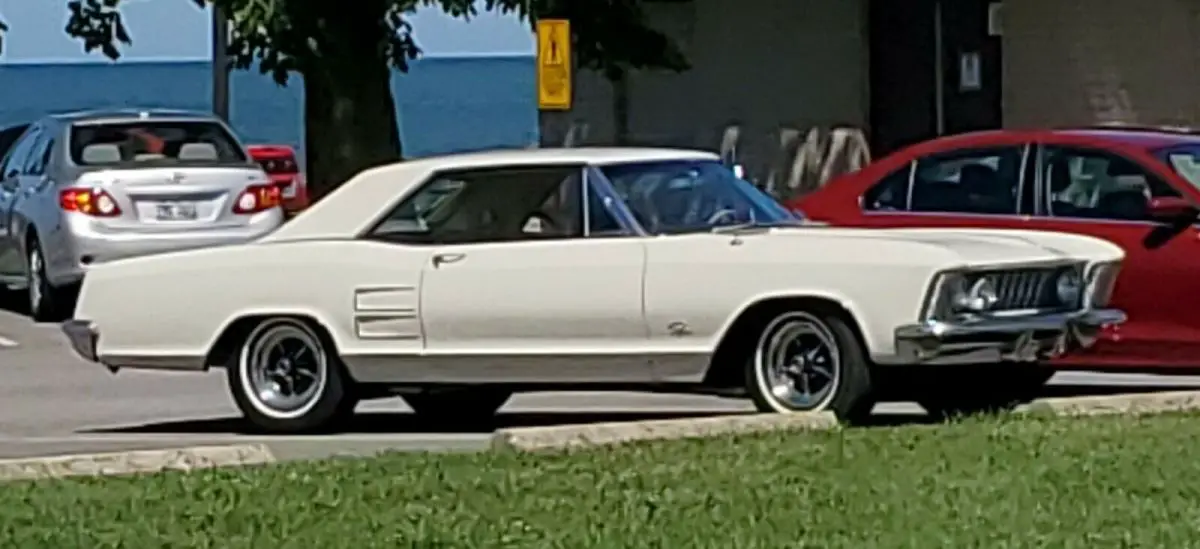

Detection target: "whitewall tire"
[744, 309, 875, 422]
[227, 317, 352, 433]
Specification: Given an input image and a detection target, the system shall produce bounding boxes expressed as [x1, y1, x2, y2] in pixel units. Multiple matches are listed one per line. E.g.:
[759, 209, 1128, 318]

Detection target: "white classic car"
[62, 148, 1126, 432]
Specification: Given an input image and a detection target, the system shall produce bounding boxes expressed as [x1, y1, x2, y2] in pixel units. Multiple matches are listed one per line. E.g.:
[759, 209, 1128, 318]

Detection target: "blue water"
[0, 56, 538, 159]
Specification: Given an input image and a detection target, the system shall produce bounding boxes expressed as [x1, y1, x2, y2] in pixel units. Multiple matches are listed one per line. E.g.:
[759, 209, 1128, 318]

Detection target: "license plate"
[154, 202, 198, 221]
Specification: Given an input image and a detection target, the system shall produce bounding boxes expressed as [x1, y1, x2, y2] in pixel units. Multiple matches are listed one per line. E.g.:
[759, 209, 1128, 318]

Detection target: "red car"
[790, 127, 1200, 372]
[247, 144, 308, 216]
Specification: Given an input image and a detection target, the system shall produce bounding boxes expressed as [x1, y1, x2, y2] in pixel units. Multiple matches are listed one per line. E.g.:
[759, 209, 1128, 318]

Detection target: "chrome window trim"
[583, 164, 648, 237]
[580, 166, 591, 237]
[1015, 142, 1031, 213]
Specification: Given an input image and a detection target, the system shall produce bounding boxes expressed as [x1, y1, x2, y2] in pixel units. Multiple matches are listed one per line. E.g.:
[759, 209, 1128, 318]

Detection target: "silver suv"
[0, 109, 285, 320]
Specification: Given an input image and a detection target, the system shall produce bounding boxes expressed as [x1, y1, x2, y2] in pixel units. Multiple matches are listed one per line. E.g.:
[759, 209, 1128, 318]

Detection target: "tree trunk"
[299, 0, 402, 201]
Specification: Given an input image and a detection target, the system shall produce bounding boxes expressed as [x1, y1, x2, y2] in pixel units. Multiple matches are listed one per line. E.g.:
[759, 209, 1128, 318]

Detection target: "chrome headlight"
[1053, 267, 1083, 306]
[1085, 262, 1121, 308]
[950, 275, 999, 313]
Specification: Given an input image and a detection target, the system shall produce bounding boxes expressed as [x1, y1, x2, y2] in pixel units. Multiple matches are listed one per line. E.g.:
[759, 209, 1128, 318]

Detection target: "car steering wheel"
[706, 208, 738, 225]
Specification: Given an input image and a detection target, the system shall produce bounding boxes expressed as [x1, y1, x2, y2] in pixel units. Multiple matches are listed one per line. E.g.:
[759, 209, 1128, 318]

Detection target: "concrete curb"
[5, 390, 1200, 477]
[1021, 390, 1200, 417]
[491, 411, 839, 452]
[0, 444, 277, 482]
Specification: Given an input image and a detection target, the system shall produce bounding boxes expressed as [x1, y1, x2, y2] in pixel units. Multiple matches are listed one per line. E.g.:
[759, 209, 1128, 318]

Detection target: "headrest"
[1107, 157, 1144, 177]
[81, 144, 121, 164]
[959, 163, 998, 186]
[1048, 157, 1073, 192]
[178, 142, 218, 161]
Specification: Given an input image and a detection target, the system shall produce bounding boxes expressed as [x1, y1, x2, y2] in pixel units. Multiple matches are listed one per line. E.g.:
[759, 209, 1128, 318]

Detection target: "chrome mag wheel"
[755, 311, 842, 411]
[238, 319, 329, 419]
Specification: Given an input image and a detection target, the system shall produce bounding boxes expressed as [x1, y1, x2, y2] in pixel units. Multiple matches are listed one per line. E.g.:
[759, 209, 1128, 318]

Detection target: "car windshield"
[69, 120, 249, 167]
[1157, 144, 1200, 190]
[598, 159, 801, 234]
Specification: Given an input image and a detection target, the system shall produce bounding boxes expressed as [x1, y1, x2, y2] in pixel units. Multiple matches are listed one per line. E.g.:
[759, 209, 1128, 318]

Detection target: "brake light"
[233, 183, 282, 214]
[60, 188, 121, 217]
[259, 157, 298, 174]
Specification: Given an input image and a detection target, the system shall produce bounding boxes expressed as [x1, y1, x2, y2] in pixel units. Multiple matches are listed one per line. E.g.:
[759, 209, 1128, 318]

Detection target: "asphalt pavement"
[3, 306, 1200, 461]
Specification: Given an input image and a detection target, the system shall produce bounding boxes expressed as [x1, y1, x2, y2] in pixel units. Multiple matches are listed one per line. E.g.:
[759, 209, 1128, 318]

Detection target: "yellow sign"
[536, 19, 572, 111]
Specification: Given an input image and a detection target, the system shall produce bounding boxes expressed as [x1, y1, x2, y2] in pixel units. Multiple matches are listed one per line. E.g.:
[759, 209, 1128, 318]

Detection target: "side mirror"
[1147, 196, 1198, 220]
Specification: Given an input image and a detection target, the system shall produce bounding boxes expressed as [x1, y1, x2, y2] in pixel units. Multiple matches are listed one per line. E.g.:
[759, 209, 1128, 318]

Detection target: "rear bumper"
[49, 210, 283, 285]
[60, 319, 204, 372]
[61, 319, 98, 363]
[890, 308, 1127, 365]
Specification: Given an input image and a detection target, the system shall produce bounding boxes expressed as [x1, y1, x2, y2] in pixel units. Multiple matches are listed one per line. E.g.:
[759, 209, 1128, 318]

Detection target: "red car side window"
[863, 164, 912, 211]
[1043, 146, 1180, 222]
[862, 146, 1026, 215]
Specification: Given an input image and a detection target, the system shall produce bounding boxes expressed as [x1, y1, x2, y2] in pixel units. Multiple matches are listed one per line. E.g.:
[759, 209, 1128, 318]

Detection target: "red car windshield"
[1156, 144, 1200, 190]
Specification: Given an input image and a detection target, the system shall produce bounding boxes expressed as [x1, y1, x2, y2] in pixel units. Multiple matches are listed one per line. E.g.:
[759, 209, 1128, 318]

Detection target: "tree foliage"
[40, 0, 687, 82]
[0, 0, 688, 195]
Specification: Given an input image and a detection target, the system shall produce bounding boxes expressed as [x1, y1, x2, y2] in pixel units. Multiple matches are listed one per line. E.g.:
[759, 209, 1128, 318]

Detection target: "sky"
[0, 0, 535, 63]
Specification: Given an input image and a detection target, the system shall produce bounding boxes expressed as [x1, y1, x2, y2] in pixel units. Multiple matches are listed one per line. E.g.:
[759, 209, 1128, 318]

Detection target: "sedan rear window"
[69, 121, 248, 166]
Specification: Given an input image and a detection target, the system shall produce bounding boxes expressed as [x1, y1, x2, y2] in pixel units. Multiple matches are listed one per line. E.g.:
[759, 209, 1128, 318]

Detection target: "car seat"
[960, 163, 1013, 214]
[80, 144, 122, 165]
[1096, 188, 1149, 221]
[178, 142, 219, 161]
[1046, 156, 1082, 216]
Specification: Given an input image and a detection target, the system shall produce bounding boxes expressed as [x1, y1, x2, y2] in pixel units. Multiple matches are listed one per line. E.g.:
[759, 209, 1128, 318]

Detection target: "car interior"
[908, 153, 1020, 214]
[69, 122, 244, 166]
[1046, 153, 1155, 220]
[368, 167, 622, 244]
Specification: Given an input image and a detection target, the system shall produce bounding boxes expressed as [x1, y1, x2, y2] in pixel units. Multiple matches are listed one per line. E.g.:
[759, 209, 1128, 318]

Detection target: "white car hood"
[767, 226, 1123, 267]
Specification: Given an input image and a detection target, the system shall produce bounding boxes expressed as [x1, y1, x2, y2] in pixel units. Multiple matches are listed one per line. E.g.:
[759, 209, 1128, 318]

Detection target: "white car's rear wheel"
[227, 318, 351, 433]
[745, 310, 875, 422]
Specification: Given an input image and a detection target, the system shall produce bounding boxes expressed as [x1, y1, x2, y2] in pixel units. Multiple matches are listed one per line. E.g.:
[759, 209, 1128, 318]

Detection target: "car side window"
[24, 133, 53, 176]
[1, 130, 38, 180]
[366, 165, 625, 245]
[1043, 146, 1180, 221]
[862, 164, 912, 211]
[908, 146, 1026, 215]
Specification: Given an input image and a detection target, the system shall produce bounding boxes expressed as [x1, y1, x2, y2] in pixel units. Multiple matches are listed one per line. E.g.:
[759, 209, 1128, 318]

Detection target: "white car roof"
[261, 147, 720, 242]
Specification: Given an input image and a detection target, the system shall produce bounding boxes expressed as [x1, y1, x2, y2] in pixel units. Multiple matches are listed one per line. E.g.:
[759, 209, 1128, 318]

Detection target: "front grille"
[969, 267, 1084, 314]
[988, 269, 1056, 310]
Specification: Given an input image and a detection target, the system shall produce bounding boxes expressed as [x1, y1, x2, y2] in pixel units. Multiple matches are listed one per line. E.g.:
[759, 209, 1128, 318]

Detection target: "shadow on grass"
[79, 383, 1200, 436]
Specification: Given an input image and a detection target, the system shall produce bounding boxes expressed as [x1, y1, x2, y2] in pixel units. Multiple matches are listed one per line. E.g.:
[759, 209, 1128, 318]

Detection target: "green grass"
[5, 414, 1200, 548]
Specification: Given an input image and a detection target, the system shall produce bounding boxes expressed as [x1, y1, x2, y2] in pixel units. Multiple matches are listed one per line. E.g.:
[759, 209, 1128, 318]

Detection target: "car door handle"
[431, 253, 466, 267]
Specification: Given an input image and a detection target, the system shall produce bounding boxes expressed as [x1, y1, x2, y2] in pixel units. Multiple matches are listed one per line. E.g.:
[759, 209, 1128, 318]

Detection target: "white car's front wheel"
[745, 309, 875, 422]
[227, 317, 353, 433]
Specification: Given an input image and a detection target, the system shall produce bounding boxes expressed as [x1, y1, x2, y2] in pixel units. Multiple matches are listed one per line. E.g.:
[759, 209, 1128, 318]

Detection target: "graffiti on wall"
[719, 124, 871, 202]
[551, 121, 871, 203]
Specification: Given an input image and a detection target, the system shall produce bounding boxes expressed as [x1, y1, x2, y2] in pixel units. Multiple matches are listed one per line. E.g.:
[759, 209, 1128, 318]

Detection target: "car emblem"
[170, 172, 185, 183]
[667, 321, 692, 336]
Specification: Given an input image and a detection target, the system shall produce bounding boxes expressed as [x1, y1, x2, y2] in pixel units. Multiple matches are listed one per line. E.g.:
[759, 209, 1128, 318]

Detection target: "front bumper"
[61, 319, 98, 363]
[892, 308, 1126, 365]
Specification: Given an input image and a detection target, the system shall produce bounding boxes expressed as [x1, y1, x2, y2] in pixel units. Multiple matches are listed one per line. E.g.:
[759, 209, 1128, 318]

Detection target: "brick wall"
[543, 0, 870, 161]
[1003, 0, 1200, 127]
